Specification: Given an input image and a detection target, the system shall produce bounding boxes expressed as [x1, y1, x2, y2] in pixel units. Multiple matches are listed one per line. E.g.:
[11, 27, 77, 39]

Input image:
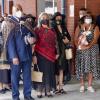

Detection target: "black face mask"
[56, 19, 62, 25]
[40, 19, 49, 26]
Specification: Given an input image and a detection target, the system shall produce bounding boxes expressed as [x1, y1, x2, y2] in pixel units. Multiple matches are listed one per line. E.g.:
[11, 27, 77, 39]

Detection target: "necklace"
[83, 24, 92, 32]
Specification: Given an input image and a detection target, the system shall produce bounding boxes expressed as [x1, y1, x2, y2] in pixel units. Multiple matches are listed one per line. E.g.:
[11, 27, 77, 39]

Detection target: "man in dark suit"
[6, 4, 36, 100]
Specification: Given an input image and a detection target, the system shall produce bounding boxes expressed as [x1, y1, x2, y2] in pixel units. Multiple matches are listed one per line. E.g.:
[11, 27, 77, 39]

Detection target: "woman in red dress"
[33, 12, 58, 98]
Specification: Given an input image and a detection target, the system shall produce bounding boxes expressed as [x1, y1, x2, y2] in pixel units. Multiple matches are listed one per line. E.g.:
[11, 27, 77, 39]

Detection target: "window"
[37, 0, 57, 15]
[45, 0, 57, 14]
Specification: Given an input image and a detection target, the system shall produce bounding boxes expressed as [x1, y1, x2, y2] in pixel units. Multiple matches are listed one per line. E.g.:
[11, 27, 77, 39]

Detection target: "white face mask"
[79, 15, 84, 19]
[84, 18, 92, 24]
[15, 11, 23, 18]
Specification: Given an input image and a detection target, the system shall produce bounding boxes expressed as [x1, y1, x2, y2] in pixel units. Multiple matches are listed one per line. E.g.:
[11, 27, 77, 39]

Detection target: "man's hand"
[12, 58, 19, 65]
[27, 37, 36, 45]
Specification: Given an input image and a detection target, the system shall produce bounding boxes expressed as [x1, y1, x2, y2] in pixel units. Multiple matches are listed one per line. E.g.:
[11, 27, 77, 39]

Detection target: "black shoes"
[0, 89, 6, 94]
[37, 93, 53, 98]
[59, 89, 67, 94]
[54, 89, 67, 95]
[13, 96, 34, 100]
[46, 92, 53, 98]
[4, 88, 11, 92]
[46, 94, 53, 97]
[37, 95, 43, 98]
[24, 96, 35, 100]
[0, 88, 11, 94]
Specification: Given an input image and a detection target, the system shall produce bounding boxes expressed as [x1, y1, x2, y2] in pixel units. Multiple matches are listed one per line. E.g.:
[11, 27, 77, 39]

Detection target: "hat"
[51, 12, 65, 20]
[19, 14, 36, 22]
[26, 14, 36, 21]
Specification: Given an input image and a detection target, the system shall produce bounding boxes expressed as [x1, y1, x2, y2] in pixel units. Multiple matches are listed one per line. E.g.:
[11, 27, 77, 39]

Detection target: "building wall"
[5, 0, 37, 16]
[3, 0, 100, 29]
[65, 0, 75, 74]
[75, 0, 100, 28]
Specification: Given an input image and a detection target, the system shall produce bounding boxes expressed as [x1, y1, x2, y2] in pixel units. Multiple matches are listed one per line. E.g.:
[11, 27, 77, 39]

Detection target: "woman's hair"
[37, 12, 49, 27]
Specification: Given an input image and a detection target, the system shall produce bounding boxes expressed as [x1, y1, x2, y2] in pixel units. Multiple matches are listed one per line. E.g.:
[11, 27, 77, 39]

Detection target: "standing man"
[6, 4, 36, 100]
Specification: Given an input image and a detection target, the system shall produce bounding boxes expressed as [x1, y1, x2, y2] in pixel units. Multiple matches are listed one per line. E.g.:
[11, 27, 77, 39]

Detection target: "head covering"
[25, 14, 36, 21]
[51, 12, 65, 20]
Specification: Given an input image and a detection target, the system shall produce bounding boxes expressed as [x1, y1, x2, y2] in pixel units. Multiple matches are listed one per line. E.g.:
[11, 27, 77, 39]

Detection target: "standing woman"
[33, 12, 57, 98]
[51, 12, 71, 94]
[0, 14, 14, 94]
[74, 14, 100, 92]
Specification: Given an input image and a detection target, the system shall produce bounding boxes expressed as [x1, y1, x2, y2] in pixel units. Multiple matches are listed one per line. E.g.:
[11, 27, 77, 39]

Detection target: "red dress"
[34, 27, 57, 62]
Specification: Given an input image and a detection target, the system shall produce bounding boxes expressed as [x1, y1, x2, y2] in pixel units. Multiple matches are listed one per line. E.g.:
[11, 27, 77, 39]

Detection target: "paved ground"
[0, 80, 100, 100]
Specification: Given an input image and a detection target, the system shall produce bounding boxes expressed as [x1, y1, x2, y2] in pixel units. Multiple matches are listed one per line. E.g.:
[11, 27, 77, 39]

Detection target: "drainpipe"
[1, 0, 4, 16]
[61, 0, 66, 14]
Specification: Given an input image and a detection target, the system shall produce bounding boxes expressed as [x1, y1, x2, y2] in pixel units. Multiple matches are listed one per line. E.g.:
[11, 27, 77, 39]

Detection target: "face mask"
[84, 18, 92, 24]
[15, 11, 23, 18]
[40, 19, 49, 26]
[56, 20, 62, 25]
[79, 15, 84, 19]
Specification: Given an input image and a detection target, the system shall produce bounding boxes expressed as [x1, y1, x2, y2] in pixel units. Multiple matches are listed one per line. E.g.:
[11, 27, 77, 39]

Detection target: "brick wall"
[66, 0, 74, 34]
[87, 0, 100, 17]
[5, 0, 37, 17]
[75, 0, 100, 28]
[4, 0, 100, 30]
[74, 0, 85, 28]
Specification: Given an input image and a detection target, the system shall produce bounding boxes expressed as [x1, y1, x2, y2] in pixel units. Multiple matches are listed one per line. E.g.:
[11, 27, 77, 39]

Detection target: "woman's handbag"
[31, 64, 43, 82]
[65, 48, 73, 60]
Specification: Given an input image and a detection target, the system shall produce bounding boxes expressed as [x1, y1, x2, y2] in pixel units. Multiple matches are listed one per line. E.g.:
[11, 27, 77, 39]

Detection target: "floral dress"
[75, 27, 100, 80]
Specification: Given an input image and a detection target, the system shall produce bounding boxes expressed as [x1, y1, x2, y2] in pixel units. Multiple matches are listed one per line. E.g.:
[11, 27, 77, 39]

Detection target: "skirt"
[75, 44, 100, 80]
[0, 69, 11, 84]
[33, 53, 56, 92]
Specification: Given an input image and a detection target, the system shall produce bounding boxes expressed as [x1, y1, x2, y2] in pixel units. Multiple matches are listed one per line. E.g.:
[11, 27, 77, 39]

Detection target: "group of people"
[0, 4, 100, 100]
[0, 4, 71, 100]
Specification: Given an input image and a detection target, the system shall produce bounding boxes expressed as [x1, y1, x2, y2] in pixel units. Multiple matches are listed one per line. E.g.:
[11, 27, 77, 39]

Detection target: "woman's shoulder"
[34, 27, 41, 33]
[93, 25, 100, 36]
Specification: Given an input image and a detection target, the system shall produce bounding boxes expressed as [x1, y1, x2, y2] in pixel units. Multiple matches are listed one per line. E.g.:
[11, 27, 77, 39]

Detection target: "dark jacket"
[6, 24, 35, 62]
